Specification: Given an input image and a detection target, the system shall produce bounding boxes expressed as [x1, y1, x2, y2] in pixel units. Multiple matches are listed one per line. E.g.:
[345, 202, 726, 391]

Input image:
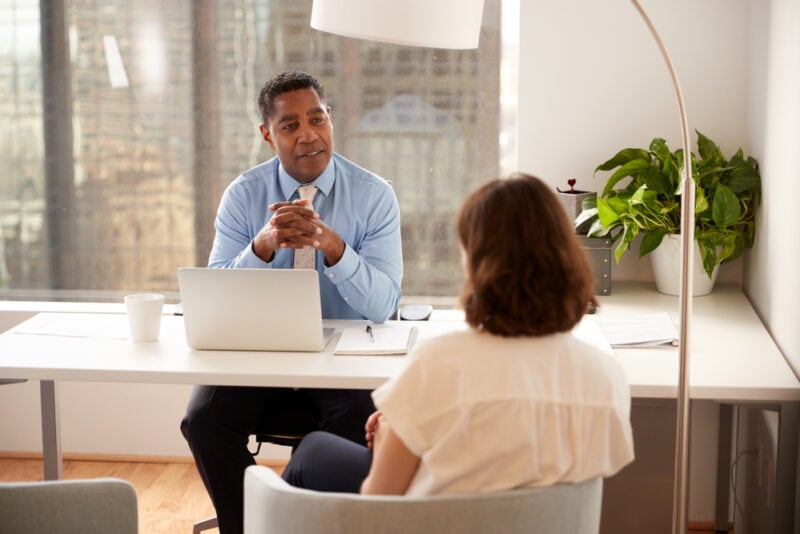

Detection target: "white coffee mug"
[124, 293, 165, 342]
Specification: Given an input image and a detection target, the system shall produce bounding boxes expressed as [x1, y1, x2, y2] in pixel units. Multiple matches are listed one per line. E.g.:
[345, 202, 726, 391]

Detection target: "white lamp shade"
[310, 0, 485, 49]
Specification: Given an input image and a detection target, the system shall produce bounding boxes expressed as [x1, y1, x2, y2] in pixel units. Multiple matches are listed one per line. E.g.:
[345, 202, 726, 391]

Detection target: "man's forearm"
[328, 246, 402, 323]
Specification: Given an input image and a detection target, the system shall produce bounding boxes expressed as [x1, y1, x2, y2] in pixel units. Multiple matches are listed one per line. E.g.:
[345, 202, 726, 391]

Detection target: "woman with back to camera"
[281, 172, 635, 495]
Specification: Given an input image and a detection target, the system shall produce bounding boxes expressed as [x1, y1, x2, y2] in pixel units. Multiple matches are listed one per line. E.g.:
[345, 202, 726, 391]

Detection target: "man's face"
[260, 87, 334, 184]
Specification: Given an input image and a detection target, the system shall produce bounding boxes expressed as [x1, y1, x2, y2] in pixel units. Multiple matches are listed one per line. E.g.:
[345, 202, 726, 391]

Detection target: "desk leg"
[775, 403, 799, 534]
[40, 380, 63, 480]
[714, 403, 733, 533]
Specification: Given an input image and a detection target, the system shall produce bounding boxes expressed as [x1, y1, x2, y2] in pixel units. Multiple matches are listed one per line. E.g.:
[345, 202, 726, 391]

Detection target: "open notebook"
[334, 323, 418, 355]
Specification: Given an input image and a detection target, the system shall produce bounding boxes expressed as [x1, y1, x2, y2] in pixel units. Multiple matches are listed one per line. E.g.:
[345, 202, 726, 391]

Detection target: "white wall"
[515, 0, 753, 527]
[745, 0, 800, 378]
[740, 1, 800, 530]
[519, 0, 750, 194]
[0, 379, 196, 457]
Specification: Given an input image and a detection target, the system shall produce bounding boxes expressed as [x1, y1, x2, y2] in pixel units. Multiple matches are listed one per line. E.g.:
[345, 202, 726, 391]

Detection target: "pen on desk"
[366, 324, 375, 342]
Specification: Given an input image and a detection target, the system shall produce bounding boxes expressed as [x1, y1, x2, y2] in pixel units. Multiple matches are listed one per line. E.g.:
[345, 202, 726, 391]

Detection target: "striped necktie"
[293, 185, 318, 270]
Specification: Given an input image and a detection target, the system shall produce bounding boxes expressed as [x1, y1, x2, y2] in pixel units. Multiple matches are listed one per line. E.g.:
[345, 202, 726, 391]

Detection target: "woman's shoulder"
[412, 328, 599, 356]
[561, 336, 630, 403]
[408, 327, 619, 371]
[409, 328, 487, 355]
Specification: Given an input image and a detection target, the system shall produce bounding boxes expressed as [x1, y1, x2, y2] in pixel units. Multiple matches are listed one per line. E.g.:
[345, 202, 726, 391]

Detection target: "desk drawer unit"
[578, 236, 612, 295]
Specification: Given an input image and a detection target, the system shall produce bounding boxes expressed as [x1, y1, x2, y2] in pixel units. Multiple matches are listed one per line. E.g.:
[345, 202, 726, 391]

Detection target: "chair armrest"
[0, 477, 138, 534]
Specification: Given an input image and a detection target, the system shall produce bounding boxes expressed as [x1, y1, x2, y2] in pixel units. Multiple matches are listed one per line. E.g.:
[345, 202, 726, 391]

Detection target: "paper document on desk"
[334, 324, 418, 355]
[591, 312, 678, 347]
[13, 313, 129, 341]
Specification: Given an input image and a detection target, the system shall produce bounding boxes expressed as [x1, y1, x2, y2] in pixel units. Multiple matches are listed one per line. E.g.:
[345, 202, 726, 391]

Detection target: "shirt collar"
[277, 157, 335, 200]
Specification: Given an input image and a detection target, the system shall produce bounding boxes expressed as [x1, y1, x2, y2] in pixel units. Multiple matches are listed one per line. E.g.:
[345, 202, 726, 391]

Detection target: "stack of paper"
[590, 312, 679, 347]
[334, 324, 418, 355]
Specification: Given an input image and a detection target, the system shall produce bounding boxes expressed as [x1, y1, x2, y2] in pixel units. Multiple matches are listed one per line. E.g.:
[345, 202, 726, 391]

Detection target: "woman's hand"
[360, 415, 420, 495]
[365, 410, 382, 450]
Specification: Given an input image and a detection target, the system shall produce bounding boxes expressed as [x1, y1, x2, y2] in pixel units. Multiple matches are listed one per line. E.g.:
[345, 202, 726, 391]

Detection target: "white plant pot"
[649, 234, 719, 296]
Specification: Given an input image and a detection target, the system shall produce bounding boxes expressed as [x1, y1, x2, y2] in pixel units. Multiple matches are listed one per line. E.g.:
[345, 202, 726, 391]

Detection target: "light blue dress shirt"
[208, 153, 403, 323]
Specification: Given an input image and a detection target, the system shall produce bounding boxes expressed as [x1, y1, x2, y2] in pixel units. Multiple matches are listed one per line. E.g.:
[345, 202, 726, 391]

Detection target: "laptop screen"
[177, 267, 328, 352]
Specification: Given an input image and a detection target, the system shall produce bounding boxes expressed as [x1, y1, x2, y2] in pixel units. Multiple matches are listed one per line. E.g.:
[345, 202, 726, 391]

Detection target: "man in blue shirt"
[181, 71, 403, 534]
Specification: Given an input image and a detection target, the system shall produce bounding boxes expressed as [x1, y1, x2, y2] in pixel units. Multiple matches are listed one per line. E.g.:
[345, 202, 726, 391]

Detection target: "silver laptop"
[177, 267, 331, 351]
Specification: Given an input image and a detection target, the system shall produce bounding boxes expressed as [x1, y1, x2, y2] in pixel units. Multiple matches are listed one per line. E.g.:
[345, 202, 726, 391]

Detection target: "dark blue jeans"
[282, 430, 374, 493]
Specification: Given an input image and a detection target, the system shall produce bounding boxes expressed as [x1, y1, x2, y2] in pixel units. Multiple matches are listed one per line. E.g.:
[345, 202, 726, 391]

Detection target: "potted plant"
[575, 131, 761, 294]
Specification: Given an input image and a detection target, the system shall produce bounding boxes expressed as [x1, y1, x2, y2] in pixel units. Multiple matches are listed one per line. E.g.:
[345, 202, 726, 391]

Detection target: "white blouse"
[371, 328, 635, 496]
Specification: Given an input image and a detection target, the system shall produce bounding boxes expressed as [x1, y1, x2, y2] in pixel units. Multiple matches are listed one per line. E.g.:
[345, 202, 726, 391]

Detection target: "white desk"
[0, 316, 425, 390]
[0, 282, 798, 532]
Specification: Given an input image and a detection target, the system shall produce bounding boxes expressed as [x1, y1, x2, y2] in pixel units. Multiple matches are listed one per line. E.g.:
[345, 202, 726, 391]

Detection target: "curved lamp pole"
[628, 2, 695, 532]
[311, 1, 695, 531]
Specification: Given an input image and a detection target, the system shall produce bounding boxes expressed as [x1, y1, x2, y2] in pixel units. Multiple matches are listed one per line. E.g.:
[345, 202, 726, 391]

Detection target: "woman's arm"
[360, 414, 420, 495]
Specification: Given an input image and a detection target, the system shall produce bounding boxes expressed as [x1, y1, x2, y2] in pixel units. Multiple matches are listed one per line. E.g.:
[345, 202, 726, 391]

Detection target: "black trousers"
[281, 430, 373, 493]
[180, 385, 375, 534]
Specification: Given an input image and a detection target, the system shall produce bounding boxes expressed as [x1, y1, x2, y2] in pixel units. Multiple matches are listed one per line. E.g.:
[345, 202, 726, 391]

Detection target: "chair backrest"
[0, 477, 138, 534]
[244, 465, 603, 534]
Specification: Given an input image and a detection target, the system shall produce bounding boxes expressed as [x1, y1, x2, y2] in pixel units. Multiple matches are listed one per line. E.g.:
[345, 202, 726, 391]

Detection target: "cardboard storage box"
[577, 235, 612, 295]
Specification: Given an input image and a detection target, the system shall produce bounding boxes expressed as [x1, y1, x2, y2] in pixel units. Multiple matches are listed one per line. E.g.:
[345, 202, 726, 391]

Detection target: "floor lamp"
[310, 0, 695, 531]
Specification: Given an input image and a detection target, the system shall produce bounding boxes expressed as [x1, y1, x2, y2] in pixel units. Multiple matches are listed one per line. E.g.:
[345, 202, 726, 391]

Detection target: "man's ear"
[259, 123, 275, 150]
[327, 106, 334, 127]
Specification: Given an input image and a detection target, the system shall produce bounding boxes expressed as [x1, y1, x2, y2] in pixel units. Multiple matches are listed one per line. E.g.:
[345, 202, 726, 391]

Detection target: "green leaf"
[574, 207, 598, 229]
[586, 219, 612, 238]
[724, 162, 760, 193]
[694, 185, 710, 216]
[742, 221, 756, 249]
[696, 131, 723, 164]
[649, 138, 671, 162]
[614, 222, 638, 263]
[600, 159, 651, 197]
[712, 183, 741, 227]
[698, 228, 740, 272]
[644, 163, 671, 194]
[629, 185, 647, 205]
[595, 148, 651, 172]
[696, 239, 718, 279]
[596, 197, 622, 228]
[639, 228, 668, 257]
[718, 233, 739, 263]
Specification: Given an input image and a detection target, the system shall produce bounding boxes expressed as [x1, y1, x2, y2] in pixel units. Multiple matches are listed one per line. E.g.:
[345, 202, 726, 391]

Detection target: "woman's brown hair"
[457, 173, 597, 336]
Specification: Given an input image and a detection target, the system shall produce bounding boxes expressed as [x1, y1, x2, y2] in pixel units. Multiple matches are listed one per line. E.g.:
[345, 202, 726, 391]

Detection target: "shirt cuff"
[322, 243, 358, 284]
[236, 242, 273, 268]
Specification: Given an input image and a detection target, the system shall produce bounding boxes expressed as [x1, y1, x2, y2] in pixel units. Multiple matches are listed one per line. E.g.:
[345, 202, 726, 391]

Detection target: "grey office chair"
[244, 465, 603, 534]
[0, 477, 138, 534]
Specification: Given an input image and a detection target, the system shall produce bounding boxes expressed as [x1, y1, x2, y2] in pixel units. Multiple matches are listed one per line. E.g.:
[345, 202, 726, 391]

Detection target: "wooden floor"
[0, 456, 722, 534]
[0, 456, 273, 533]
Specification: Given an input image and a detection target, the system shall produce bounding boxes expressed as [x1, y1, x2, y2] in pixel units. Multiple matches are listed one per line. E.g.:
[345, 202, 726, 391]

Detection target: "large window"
[1, 0, 510, 302]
